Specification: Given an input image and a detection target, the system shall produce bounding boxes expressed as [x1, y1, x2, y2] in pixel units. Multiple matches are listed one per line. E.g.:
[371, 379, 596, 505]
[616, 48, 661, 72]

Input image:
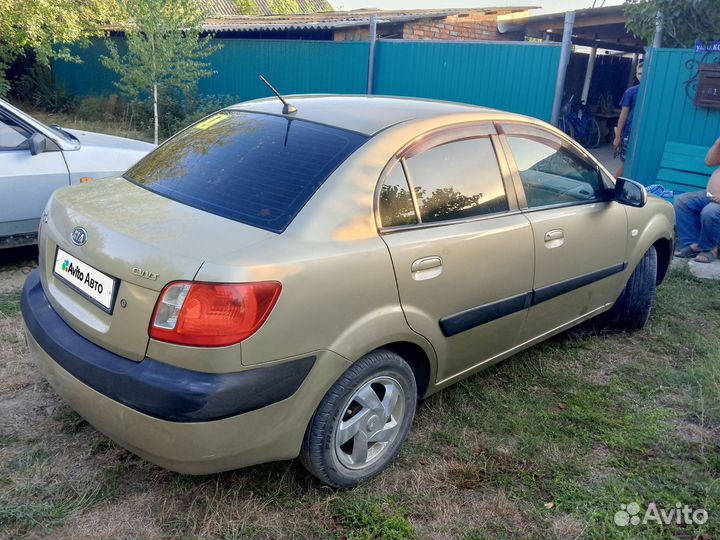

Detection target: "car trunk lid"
[40, 177, 274, 360]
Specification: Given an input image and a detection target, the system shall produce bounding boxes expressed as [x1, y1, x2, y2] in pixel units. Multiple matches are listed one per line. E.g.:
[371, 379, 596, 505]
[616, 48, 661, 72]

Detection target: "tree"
[0, 0, 114, 97]
[232, 0, 333, 15]
[625, 0, 720, 49]
[100, 0, 220, 144]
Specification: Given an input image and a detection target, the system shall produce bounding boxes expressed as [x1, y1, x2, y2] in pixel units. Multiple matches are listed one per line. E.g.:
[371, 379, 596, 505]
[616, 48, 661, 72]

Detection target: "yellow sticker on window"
[194, 113, 228, 130]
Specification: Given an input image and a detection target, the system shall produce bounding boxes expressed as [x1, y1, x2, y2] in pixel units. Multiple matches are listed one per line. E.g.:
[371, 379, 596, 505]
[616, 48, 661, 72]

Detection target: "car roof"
[227, 95, 510, 136]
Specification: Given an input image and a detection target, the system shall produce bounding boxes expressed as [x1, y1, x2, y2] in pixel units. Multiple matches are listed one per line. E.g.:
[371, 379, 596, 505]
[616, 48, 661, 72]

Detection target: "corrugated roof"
[207, 0, 333, 17]
[203, 7, 533, 32]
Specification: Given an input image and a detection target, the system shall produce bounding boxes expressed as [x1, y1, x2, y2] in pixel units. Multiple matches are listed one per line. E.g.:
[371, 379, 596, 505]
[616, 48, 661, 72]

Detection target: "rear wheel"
[300, 350, 417, 488]
[608, 246, 658, 330]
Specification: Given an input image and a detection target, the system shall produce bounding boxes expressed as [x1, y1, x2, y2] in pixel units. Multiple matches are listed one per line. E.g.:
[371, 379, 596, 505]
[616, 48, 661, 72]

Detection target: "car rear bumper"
[22, 269, 350, 473]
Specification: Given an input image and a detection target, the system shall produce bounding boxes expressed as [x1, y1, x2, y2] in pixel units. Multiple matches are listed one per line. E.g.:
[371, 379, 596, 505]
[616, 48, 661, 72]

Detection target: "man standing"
[613, 61, 643, 177]
[673, 137, 720, 263]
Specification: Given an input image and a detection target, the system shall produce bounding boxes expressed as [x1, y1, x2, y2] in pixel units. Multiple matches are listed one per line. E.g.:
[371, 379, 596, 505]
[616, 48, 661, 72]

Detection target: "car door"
[378, 123, 535, 385]
[0, 108, 69, 239]
[498, 122, 628, 343]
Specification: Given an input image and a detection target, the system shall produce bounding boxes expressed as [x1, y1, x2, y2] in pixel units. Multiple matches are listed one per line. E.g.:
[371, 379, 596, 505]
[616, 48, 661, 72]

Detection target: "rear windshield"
[124, 111, 368, 233]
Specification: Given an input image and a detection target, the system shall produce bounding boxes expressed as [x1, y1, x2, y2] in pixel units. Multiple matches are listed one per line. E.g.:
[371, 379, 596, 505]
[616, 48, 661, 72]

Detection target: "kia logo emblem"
[71, 227, 88, 246]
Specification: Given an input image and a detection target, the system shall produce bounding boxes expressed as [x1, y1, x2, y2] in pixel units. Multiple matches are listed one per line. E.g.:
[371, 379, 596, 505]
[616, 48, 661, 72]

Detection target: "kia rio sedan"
[22, 96, 675, 488]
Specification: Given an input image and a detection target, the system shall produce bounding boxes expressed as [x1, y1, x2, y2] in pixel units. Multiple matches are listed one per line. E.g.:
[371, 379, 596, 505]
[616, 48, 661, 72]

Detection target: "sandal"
[674, 246, 699, 258]
[694, 251, 718, 263]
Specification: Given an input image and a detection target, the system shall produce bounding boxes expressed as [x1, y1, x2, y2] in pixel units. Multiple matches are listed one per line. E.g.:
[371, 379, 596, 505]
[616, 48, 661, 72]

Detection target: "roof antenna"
[259, 75, 297, 114]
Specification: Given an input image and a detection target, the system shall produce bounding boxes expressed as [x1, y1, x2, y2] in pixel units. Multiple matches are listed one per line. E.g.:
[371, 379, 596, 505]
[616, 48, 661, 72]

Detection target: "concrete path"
[671, 256, 720, 280]
[589, 143, 620, 175]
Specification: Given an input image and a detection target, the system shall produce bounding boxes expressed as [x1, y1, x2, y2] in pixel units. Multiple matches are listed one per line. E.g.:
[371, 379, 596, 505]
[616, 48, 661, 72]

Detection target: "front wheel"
[300, 350, 417, 488]
[608, 246, 658, 330]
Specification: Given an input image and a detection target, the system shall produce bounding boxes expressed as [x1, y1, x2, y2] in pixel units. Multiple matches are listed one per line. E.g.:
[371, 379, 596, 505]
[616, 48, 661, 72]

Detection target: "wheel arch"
[653, 236, 672, 285]
[374, 341, 433, 399]
[628, 211, 674, 279]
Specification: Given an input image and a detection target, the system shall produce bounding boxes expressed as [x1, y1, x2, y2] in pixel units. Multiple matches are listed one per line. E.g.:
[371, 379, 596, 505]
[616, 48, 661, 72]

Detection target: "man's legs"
[674, 191, 711, 249]
[614, 136, 628, 178]
[698, 201, 720, 251]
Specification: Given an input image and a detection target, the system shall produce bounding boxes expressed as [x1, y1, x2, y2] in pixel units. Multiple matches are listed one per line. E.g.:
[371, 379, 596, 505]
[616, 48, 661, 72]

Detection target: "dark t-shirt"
[619, 84, 640, 138]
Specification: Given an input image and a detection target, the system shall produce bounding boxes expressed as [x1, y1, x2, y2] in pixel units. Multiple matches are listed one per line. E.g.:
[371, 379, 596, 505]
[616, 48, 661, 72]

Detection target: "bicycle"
[558, 95, 601, 149]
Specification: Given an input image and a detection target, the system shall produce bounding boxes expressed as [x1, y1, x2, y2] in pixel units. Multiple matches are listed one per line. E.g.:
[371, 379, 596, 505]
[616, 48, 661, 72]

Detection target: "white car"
[0, 99, 154, 248]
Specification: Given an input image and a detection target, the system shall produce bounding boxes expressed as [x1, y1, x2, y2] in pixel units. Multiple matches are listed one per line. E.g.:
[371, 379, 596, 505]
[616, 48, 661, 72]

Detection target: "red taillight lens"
[149, 281, 281, 347]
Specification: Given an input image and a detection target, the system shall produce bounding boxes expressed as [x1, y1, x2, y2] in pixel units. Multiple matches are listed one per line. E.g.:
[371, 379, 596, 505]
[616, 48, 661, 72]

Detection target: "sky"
[329, 0, 624, 16]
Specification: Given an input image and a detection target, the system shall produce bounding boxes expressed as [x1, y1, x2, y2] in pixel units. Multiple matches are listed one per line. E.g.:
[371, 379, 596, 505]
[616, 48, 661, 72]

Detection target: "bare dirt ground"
[0, 250, 35, 294]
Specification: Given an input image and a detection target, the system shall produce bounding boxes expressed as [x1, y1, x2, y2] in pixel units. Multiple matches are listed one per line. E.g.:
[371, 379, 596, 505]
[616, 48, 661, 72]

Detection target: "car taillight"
[149, 281, 281, 347]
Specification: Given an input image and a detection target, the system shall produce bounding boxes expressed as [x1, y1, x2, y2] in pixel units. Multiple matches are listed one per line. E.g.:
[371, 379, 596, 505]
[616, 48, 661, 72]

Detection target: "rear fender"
[326, 307, 438, 389]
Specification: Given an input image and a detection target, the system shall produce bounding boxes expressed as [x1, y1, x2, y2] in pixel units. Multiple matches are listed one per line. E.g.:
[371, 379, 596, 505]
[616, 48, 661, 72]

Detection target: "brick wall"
[334, 28, 370, 41]
[402, 13, 504, 41]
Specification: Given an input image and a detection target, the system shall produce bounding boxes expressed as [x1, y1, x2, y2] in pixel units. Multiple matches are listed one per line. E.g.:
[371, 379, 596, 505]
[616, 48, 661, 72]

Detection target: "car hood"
[64, 128, 155, 153]
[60, 129, 155, 181]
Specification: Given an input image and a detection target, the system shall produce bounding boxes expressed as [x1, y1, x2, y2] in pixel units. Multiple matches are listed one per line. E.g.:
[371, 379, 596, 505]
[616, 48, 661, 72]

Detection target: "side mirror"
[614, 177, 647, 208]
[28, 133, 48, 156]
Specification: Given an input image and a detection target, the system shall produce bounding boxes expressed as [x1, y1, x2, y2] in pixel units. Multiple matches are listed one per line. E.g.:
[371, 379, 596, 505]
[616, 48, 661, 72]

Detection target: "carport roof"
[503, 5, 646, 53]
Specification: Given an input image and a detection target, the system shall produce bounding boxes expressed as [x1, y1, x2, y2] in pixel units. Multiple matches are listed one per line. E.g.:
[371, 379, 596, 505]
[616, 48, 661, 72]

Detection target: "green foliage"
[131, 90, 239, 140]
[0, 0, 117, 97]
[625, 0, 720, 49]
[332, 494, 416, 540]
[100, 0, 221, 144]
[234, 0, 334, 15]
[232, 0, 261, 15]
[0, 291, 21, 317]
[11, 63, 77, 113]
[268, 0, 304, 14]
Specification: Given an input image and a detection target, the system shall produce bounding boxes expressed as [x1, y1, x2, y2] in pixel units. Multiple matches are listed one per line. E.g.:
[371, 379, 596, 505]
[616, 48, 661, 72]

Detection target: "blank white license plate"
[53, 247, 118, 312]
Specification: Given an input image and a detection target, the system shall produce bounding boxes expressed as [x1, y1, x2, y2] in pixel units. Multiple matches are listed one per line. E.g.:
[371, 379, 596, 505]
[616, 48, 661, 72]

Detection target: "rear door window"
[378, 162, 418, 228]
[125, 111, 368, 233]
[403, 138, 508, 223]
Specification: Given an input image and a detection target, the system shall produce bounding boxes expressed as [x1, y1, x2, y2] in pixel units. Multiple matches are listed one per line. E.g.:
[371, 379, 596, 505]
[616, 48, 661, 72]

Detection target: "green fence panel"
[52, 38, 125, 96]
[53, 39, 369, 100]
[627, 49, 720, 186]
[198, 39, 369, 99]
[373, 40, 561, 121]
[53, 38, 560, 121]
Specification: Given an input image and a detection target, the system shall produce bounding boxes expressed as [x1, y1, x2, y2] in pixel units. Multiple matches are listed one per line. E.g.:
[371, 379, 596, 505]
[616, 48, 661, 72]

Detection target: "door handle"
[544, 229, 564, 242]
[411, 256, 443, 281]
[411, 256, 442, 272]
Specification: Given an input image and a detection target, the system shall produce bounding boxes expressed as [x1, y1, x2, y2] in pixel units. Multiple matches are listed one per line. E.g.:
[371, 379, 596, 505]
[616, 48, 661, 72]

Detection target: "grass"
[29, 109, 153, 143]
[0, 290, 21, 317]
[0, 263, 718, 539]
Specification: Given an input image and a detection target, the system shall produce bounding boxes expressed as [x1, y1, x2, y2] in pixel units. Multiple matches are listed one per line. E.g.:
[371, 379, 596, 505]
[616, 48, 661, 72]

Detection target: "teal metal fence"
[374, 40, 560, 121]
[53, 38, 561, 121]
[53, 38, 125, 96]
[627, 49, 720, 186]
[53, 39, 370, 100]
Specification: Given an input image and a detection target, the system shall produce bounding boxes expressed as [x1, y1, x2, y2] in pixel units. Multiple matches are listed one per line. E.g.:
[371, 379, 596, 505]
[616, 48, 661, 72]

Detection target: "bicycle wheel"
[583, 117, 601, 148]
[559, 117, 575, 140]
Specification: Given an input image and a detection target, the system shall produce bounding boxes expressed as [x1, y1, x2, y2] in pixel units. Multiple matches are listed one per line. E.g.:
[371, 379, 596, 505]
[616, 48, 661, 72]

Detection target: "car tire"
[299, 349, 417, 488]
[608, 246, 658, 330]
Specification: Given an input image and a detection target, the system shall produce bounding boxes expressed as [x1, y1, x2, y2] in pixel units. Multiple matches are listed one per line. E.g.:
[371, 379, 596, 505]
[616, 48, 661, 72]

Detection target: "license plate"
[53, 247, 118, 313]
